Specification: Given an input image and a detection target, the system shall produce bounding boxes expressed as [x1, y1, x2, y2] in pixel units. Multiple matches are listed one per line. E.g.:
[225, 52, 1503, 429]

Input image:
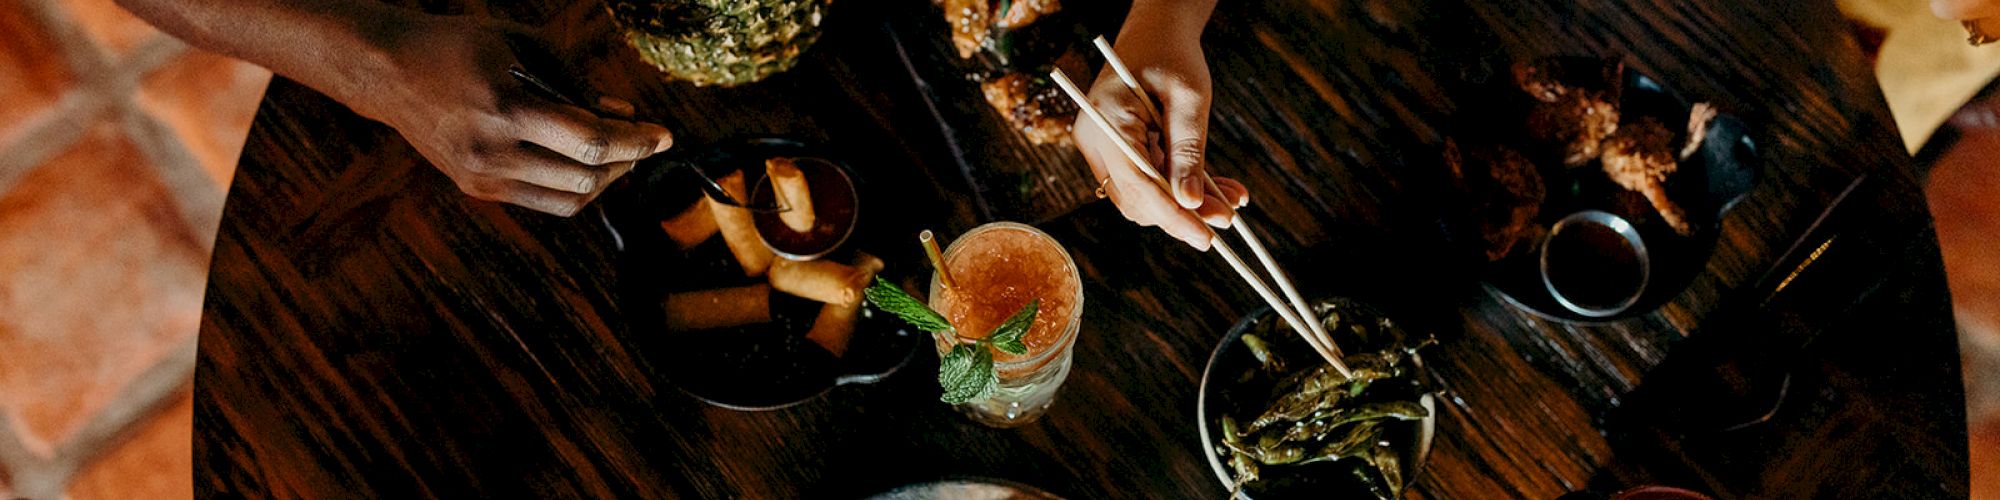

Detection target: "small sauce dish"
[1541, 210, 1650, 318]
[749, 157, 859, 261]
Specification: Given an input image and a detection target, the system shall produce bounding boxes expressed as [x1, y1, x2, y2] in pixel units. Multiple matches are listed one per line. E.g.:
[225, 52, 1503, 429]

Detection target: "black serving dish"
[604, 137, 922, 411]
[1481, 65, 1761, 324]
[1197, 298, 1438, 499]
[865, 478, 1067, 500]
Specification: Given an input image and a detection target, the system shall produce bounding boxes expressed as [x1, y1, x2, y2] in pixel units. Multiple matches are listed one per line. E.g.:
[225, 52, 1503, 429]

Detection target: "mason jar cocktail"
[929, 222, 1084, 427]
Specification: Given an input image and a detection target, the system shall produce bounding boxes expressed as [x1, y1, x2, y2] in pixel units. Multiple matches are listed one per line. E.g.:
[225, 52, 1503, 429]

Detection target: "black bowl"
[1197, 298, 1438, 499]
[749, 156, 860, 260]
[1483, 68, 1761, 324]
[865, 478, 1066, 500]
[603, 137, 922, 411]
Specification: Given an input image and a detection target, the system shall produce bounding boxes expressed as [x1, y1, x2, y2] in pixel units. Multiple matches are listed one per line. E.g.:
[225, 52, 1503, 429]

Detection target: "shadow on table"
[1585, 175, 1968, 497]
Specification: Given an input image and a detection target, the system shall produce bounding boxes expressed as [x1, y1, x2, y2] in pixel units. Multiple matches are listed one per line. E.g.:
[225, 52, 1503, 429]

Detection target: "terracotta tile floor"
[0, 0, 265, 497]
[0, 0, 1992, 498]
[1927, 96, 2000, 499]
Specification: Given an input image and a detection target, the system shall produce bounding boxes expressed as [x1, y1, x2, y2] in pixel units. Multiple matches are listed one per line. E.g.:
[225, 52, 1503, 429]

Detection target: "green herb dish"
[1198, 298, 1440, 499]
[606, 0, 832, 87]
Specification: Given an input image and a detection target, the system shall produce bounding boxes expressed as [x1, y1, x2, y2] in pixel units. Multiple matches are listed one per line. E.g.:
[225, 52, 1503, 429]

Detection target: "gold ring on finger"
[1969, 20, 1995, 46]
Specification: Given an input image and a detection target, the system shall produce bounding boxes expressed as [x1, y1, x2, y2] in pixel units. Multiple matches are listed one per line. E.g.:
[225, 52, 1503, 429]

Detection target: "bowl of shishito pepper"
[1198, 297, 1439, 499]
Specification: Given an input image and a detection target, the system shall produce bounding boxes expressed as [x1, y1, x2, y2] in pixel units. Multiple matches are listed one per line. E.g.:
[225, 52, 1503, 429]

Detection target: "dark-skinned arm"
[116, 0, 672, 215]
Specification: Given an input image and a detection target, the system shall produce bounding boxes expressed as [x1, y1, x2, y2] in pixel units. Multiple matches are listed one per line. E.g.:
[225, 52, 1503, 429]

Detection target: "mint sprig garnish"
[986, 299, 1037, 355]
[863, 277, 1040, 404]
[937, 344, 996, 403]
[865, 277, 951, 333]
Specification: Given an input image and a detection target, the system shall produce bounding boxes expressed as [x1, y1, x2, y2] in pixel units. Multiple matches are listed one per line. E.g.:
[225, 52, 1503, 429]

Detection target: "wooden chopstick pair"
[1053, 36, 1352, 377]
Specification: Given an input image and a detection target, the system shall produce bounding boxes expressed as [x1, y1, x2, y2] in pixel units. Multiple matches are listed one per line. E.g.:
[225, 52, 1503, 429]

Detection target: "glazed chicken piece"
[944, 0, 1062, 59]
[1599, 117, 1692, 235]
[942, 0, 1071, 144]
[943, 0, 991, 59]
[980, 73, 1076, 144]
[980, 73, 1072, 145]
[978, 50, 1085, 145]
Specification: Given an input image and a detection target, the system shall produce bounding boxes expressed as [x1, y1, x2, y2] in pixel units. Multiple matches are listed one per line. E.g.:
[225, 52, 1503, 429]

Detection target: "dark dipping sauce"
[1545, 221, 1644, 311]
[750, 158, 858, 258]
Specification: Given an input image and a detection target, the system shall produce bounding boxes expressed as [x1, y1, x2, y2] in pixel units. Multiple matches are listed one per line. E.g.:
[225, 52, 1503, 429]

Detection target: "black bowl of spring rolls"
[605, 137, 923, 411]
[1197, 298, 1439, 499]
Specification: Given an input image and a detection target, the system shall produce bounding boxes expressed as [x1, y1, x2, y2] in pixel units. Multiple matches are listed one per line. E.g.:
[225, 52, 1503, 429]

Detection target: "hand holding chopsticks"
[1058, 37, 1353, 377]
[1068, 36, 1239, 251]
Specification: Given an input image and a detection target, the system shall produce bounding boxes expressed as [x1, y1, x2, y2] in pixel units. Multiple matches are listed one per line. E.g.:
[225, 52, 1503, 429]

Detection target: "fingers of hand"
[500, 181, 591, 216]
[1195, 192, 1236, 229]
[1158, 208, 1215, 251]
[1934, 0, 2000, 19]
[1089, 131, 1182, 224]
[595, 95, 637, 118]
[608, 160, 636, 182]
[1146, 130, 1165, 169]
[452, 139, 633, 215]
[1167, 137, 1207, 210]
[1084, 82, 1163, 176]
[499, 146, 624, 194]
[511, 101, 672, 165]
[1157, 83, 1211, 211]
[1100, 163, 1212, 251]
[1125, 202, 1213, 251]
[453, 176, 589, 216]
[1073, 71, 1210, 251]
[1212, 176, 1250, 208]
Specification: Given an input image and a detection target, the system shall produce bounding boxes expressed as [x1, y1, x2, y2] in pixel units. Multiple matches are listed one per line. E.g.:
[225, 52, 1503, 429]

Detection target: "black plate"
[865, 478, 1067, 500]
[1482, 68, 1761, 324]
[603, 137, 923, 411]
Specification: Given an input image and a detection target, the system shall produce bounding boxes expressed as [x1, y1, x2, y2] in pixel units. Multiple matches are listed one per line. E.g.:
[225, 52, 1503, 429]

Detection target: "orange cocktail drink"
[929, 222, 1083, 427]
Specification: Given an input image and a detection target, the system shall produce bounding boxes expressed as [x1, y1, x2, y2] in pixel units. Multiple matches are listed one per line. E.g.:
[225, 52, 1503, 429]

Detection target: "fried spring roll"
[805, 253, 885, 357]
[708, 171, 775, 276]
[806, 300, 860, 357]
[766, 158, 816, 233]
[852, 252, 885, 276]
[662, 284, 771, 332]
[659, 197, 719, 249]
[770, 258, 867, 306]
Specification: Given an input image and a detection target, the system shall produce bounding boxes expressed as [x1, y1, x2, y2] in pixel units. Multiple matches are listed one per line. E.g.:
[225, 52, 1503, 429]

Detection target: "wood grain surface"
[194, 0, 1968, 498]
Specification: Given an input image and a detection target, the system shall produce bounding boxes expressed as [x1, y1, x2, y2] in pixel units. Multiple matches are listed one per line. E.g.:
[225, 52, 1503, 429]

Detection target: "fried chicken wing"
[1599, 117, 1692, 235]
[1679, 102, 1717, 160]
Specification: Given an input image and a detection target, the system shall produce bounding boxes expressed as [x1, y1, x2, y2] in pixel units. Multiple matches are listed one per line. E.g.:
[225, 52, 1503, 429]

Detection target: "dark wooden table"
[194, 0, 1970, 497]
